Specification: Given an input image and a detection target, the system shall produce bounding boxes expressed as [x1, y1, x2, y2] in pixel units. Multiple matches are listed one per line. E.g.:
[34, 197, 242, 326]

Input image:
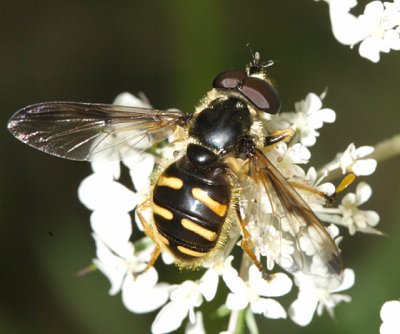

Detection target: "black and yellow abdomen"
[152, 155, 231, 265]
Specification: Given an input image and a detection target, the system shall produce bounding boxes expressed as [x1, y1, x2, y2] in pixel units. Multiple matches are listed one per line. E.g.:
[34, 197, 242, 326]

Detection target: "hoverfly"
[8, 53, 343, 289]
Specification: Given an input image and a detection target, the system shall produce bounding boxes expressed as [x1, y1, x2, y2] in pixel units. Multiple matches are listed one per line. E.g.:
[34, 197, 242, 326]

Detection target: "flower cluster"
[78, 91, 379, 333]
[318, 0, 400, 62]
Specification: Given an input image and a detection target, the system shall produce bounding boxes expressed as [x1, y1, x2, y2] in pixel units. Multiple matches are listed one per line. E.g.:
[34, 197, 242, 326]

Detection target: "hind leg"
[235, 205, 272, 281]
[136, 200, 161, 274]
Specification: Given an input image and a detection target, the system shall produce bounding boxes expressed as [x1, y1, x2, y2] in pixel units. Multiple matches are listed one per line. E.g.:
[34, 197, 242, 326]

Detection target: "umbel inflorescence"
[78, 91, 379, 333]
[8, 55, 380, 334]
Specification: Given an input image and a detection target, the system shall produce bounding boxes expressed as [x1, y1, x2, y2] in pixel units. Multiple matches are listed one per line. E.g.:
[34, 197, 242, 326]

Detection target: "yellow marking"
[153, 204, 173, 220]
[181, 218, 217, 241]
[157, 176, 183, 190]
[177, 246, 207, 258]
[158, 234, 170, 246]
[192, 188, 228, 217]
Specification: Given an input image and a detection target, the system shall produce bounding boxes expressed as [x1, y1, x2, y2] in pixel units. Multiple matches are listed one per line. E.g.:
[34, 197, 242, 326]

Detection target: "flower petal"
[199, 269, 219, 301]
[185, 311, 206, 334]
[223, 268, 247, 295]
[352, 159, 377, 176]
[226, 292, 248, 311]
[78, 173, 138, 212]
[359, 37, 382, 62]
[249, 266, 292, 297]
[356, 182, 373, 204]
[308, 108, 336, 129]
[381, 301, 400, 321]
[91, 210, 132, 256]
[252, 298, 287, 319]
[152, 300, 190, 334]
[289, 292, 318, 326]
[125, 153, 155, 192]
[90, 160, 121, 179]
[328, 0, 368, 45]
[113, 92, 152, 108]
[333, 268, 355, 292]
[92, 234, 126, 295]
[122, 271, 169, 313]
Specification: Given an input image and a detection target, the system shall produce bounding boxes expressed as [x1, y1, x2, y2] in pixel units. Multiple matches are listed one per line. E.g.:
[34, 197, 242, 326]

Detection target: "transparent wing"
[7, 102, 186, 161]
[242, 148, 343, 289]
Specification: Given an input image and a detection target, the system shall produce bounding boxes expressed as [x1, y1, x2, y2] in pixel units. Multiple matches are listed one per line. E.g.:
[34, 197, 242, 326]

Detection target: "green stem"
[228, 309, 246, 334]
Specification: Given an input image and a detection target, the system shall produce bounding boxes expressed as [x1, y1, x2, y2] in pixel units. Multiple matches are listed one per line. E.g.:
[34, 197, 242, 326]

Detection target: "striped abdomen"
[152, 156, 231, 264]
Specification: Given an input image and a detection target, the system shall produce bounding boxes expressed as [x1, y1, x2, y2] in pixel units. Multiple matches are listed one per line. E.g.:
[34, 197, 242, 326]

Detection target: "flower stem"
[227, 309, 245, 334]
[366, 134, 400, 163]
[227, 255, 251, 334]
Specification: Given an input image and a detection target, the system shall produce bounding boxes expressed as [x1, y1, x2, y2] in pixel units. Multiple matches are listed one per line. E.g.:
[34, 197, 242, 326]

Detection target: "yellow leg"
[288, 180, 338, 208]
[288, 181, 327, 197]
[235, 206, 271, 281]
[136, 200, 161, 275]
[289, 172, 356, 207]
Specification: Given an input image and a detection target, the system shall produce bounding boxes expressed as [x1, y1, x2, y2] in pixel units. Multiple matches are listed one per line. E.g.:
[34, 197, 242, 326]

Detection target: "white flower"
[248, 221, 295, 272]
[292, 167, 336, 210]
[323, 143, 377, 176]
[151, 256, 245, 334]
[322, 0, 400, 62]
[75, 89, 381, 332]
[78, 144, 155, 252]
[289, 268, 355, 326]
[224, 265, 292, 319]
[304, 167, 336, 196]
[325, 0, 370, 45]
[358, 1, 400, 62]
[275, 92, 336, 147]
[78, 91, 169, 313]
[380, 300, 400, 334]
[339, 144, 376, 175]
[151, 269, 218, 334]
[315, 182, 380, 235]
[93, 233, 169, 313]
[338, 182, 380, 234]
[266, 142, 310, 179]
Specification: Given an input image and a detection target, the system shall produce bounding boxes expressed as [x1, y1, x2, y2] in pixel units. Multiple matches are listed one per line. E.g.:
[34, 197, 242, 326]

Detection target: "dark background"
[1, 1, 399, 333]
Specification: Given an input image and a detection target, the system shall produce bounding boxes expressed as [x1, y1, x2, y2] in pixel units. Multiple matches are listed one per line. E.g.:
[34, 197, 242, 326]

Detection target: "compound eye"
[240, 77, 281, 114]
[212, 70, 246, 89]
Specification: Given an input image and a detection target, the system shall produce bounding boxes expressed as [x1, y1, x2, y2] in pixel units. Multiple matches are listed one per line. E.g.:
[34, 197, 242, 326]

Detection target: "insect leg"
[288, 180, 327, 197]
[263, 128, 294, 147]
[235, 205, 272, 281]
[136, 200, 162, 274]
[289, 172, 356, 207]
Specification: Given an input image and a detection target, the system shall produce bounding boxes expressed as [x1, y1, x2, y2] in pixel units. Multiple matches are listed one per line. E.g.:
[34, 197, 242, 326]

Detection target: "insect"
[8, 53, 343, 289]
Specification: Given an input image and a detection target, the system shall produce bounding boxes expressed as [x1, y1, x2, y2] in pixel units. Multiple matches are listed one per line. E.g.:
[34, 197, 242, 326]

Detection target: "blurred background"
[1, 1, 399, 333]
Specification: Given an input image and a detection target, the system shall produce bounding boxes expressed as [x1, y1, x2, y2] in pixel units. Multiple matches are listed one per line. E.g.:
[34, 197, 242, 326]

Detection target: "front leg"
[264, 128, 295, 147]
